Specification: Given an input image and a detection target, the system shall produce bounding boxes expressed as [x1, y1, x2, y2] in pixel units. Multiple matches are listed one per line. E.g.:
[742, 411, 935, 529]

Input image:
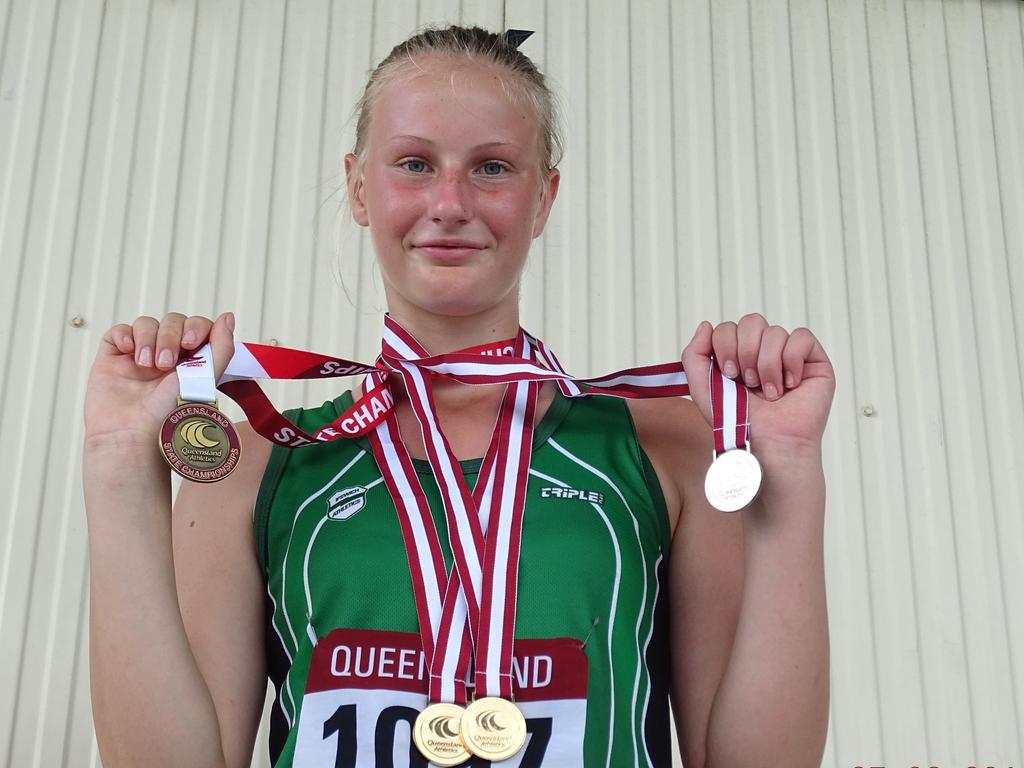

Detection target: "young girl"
[84, 25, 833, 768]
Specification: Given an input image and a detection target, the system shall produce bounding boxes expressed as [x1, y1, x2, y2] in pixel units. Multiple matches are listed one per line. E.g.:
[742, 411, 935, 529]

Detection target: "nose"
[429, 170, 471, 224]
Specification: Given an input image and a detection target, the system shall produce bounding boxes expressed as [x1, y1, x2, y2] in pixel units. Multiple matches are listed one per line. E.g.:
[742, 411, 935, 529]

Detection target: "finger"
[131, 316, 160, 367]
[181, 315, 214, 350]
[681, 320, 714, 424]
[782, 327, 824, 388]
[107, 323, 136, 355]
[756, 325, 789, 401]
[735, 313, 768, 389]
[208, 311, 237, 382]
[97, 325, 133, 361]
[154, 312, 188, 371]
[710, 321, 739, 379]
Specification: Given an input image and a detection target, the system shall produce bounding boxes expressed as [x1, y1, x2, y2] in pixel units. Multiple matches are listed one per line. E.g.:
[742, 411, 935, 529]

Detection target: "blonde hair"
[352, 25, 563, 174]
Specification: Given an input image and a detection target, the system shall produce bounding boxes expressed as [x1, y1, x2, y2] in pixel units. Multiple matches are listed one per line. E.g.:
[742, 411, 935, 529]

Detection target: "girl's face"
[346, 57, 560, 323]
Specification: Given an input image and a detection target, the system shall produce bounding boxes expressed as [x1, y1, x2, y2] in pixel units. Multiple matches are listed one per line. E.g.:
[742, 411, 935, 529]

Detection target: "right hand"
[84, 311, 236, 452]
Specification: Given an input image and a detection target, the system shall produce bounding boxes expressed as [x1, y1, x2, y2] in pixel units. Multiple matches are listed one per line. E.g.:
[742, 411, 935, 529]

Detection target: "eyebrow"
[386, 135, 522, 152]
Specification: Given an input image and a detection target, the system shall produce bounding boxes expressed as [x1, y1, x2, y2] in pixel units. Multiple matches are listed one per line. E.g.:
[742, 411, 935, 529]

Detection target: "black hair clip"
[503, 29, 534, 48]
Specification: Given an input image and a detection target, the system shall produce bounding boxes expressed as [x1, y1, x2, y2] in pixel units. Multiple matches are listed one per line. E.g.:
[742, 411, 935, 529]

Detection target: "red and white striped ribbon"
[184, 314, 748, 705]
[374, 321, 538, 702]
[709, 364, 750, 456]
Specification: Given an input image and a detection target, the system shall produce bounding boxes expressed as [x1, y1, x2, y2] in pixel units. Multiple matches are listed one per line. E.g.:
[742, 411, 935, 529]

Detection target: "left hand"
[681, 314, 836, 459]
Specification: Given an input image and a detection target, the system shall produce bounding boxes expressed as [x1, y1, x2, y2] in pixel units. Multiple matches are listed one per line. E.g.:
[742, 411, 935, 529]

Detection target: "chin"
[415, 293, 507, 319]
[381, 260, 523, 320]
[390, 282, 518, 321]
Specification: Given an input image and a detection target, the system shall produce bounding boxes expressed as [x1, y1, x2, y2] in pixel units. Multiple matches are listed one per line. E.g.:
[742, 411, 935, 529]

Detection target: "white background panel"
[0, 1, 1022, 766]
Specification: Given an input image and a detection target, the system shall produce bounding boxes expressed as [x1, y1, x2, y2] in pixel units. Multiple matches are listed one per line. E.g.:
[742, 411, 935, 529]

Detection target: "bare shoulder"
[171, 420, 272, 768]
[627, 397, 713, 535]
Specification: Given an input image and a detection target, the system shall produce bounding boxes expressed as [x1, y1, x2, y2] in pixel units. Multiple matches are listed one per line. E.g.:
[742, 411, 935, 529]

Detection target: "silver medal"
[704, 449, 762, 512]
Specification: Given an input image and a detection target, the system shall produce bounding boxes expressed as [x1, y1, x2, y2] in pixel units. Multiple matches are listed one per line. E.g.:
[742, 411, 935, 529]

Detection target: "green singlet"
[254, 389, 673, 767]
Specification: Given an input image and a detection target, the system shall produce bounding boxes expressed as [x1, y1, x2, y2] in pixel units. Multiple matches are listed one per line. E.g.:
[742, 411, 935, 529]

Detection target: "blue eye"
[401, 159, 428, 173]
[481, 161, 505, 176]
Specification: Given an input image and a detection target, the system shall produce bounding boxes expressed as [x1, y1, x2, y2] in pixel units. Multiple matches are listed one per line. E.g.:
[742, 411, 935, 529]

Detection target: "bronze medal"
[460, 697, 527, 761]
[159, 401, 241, 482]
[412, 702, 470, 766]
[703, 448, 762, 512]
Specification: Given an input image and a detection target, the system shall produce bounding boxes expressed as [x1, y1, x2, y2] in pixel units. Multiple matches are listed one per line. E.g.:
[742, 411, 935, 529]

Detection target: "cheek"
[486, 188, 541, 239]
[366, 184, 421, 237]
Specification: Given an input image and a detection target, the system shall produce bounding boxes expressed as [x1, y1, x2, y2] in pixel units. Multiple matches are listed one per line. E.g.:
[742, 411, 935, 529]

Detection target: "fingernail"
[182, 330, 195, 345]
[157, 349, 173, 368]
[744, 368, 757, 386]
[724, 360, 739, 378]
[226, 312, 235, 332]
[122, 335, 133, 348]
[764, 382, 778, 400]
[785, 371, 795, 389]
[139, 346, 152, 367]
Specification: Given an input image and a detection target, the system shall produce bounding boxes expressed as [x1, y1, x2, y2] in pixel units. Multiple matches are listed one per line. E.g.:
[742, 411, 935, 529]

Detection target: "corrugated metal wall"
[1, 0, 1022, 766]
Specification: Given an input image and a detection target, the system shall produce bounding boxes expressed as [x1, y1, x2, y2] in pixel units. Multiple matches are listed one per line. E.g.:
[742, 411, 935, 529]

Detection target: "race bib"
[293, 629, 588, 767]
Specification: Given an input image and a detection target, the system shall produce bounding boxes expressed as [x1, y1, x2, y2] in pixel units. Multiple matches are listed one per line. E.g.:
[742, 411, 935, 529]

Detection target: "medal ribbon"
[178, 315, 745, 705]
[709, 364, 750, 457]
[214, 327, 691, 449]
[175, 343, 218, 403]
[372, 321, 538, 703]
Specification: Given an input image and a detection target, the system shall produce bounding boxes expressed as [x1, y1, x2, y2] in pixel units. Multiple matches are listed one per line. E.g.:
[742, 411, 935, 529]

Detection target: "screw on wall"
[861, 405, 876, 417]
[69, 315, 86, 328]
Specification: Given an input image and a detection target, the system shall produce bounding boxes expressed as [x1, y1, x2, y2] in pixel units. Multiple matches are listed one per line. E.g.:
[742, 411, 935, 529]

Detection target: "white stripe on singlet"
[548, 437, 656, 768]
[301, 474, 386, 644]
[639, 553, 664, 768]
[273, 448, 369, 725]
[529, 465, 623, 768]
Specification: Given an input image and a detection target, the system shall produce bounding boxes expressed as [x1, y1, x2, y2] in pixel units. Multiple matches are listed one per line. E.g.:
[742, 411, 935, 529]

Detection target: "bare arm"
[701, 443, 828, 767]
[84, 313, 270, 768]
[634, 316, 833, 767]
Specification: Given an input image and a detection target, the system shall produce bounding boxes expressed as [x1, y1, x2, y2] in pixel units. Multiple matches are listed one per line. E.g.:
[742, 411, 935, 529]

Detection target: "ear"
[531, 167, 561, 239]
[344, 153, 369, 227]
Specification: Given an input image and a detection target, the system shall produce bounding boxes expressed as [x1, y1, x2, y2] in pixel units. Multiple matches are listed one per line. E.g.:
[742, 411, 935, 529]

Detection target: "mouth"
[413, 241, 486, 262]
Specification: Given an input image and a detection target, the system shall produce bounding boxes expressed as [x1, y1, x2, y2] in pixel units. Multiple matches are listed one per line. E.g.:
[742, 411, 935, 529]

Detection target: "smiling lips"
[414, 239, 486, 262]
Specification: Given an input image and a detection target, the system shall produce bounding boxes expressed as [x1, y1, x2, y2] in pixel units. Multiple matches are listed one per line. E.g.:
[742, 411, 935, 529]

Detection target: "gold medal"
[159, 400, 241, 482]
[412, 702, 470, 766]
[460, 696, 527, 761]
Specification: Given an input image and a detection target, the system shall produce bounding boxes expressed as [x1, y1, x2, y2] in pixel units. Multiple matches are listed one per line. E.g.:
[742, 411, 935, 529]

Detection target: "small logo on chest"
[327, 486, 368, 520]
[539, 487, 604, 505]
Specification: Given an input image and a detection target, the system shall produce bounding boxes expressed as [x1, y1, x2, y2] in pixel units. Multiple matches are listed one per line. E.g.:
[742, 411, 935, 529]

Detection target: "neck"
[386, 305, 522, 356]
[382, 303, 524, 412]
